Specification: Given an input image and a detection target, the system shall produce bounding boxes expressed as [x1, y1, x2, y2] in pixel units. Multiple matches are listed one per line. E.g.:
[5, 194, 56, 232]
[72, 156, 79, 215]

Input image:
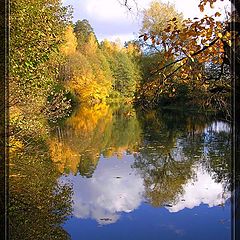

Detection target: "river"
[49, 103, 231, 240]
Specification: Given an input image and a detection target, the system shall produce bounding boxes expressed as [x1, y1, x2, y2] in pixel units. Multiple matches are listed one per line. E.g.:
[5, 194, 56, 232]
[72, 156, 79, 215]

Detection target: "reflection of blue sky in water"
[61, 140, 230, 225]
[61, 154, 145, 225]
[167, 121, 231, 213]
[166, 165, 230, 213]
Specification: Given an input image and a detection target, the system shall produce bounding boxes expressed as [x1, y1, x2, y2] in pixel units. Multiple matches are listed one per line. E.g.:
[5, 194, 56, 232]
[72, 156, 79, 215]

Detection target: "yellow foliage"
[48, 138, 80, 174]
[9, 136, 24, 154]
[9, 106, 22, 119]
[83, 32, 98, 55]
[65, 37, 113, 103]
[101, 39, 114, 52]
[66, 103, 111, 133]
[60, 25, 77, 56]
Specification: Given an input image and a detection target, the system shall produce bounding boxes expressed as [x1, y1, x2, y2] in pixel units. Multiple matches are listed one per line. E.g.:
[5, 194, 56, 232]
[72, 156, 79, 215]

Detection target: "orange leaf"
[215, 12, 221, 17]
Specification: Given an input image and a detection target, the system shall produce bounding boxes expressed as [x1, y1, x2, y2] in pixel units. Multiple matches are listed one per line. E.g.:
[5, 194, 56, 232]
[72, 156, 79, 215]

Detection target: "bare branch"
[117, 0, 140, 13]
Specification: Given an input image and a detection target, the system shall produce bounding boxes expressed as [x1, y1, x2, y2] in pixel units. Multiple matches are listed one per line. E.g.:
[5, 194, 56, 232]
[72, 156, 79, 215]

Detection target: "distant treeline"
[10, 0, 231, 134]
[59, 20, 141, 104]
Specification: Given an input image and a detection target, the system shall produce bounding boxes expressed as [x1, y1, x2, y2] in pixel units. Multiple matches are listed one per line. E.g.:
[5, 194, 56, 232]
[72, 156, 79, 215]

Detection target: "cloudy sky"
[62, 0, 231, 43]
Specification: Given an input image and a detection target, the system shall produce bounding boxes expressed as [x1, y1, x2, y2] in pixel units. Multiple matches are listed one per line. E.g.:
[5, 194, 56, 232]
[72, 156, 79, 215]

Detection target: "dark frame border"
[0, 0, 239, 239]
[0, 0, 9, 239]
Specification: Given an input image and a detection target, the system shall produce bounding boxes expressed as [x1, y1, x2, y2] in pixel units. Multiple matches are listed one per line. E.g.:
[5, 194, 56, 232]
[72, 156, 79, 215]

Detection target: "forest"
[8, 0, 239, 239]
[10, 0, 235, 127]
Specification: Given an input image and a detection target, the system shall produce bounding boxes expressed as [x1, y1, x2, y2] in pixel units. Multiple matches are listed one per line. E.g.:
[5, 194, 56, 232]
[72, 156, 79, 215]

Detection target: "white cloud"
[85, 0, 131, 21]
[62, 0, 231, 42]
[98, 33, 137, 43]
[174, 0, 231, 19]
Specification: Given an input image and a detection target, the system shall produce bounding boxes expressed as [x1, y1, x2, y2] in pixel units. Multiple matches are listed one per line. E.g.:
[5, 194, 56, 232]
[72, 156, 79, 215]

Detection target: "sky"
[62, 0, 231, 43]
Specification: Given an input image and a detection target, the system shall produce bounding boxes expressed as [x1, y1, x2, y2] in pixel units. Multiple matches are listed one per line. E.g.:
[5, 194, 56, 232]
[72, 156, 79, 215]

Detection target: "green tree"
[10, 0, 71, 104]
[101, 40, 141, 101]
[10, 0, 72, 140]
[74, 19, 97, 50]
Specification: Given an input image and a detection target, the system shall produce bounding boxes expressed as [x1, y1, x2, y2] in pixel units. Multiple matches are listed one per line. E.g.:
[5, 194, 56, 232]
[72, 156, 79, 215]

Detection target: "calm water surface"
[52, 104, 231, 240]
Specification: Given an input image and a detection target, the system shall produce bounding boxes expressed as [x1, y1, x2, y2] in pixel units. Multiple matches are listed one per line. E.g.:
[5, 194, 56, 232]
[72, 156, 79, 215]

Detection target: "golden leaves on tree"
[198, 0, 224, 12]
[141, 12, 231, 81]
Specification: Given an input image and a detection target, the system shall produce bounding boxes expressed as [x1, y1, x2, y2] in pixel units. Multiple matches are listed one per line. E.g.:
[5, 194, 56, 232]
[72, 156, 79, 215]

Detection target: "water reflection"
[9, 138, 73, 240]
[61, 154, 144, 225]
[61, 154, 230, 225]
[165, 164, 230, 213]
[9, 102, 231, 240]
[51, 104, 231, 239]
[49, 103, 141, 176]
[205, 121, 231, 133]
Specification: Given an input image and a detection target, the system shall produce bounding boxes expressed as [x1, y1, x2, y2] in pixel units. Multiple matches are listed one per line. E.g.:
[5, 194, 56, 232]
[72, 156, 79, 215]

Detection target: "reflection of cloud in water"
[60, 152, 230, 223]
[205, 121, 231, 133]
[61, 154, 144, 225]
[166, 166, 230, 213]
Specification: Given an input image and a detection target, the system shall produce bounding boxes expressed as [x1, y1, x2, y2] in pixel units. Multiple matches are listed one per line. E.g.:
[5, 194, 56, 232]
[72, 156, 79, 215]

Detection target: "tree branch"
[145, 37, 220, 77]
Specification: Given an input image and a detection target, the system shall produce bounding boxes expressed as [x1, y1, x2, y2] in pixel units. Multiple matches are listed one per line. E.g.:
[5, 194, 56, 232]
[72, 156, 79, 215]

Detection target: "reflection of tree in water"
[9, 139, 73, 240]
[133, 151, 194, 207]
[102, 104, 142, 157]
[133, 110, 196, 206]
[179, 120, 231, 192]
[133, 110, 231, 207]
[49, 104, 142, 176]
[203, 129, 231, 190]
[48, 104, 112, 176]
[78, 155, 98, 178]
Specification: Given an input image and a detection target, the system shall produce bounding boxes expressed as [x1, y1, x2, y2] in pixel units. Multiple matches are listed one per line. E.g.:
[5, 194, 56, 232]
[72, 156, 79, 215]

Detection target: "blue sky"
[62, 0, 231, 43]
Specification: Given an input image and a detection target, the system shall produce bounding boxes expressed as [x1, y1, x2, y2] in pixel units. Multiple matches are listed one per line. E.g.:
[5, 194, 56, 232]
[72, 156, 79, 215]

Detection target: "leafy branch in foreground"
[136, 0, 234, 114]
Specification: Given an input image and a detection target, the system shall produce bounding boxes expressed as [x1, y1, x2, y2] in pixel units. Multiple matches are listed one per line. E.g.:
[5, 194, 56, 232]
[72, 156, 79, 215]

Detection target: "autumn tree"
[74, 19, 97, 50]
[60, 25, 78, 57]
[140, 0, 183, 52]
[10, 0, 73, 142]
[124, 1, 231, 115]
[58, 25, 77, 83]
[136, 1, 208, 109]
[101, 40, 141, 101]
[65, 32, 113, 103]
